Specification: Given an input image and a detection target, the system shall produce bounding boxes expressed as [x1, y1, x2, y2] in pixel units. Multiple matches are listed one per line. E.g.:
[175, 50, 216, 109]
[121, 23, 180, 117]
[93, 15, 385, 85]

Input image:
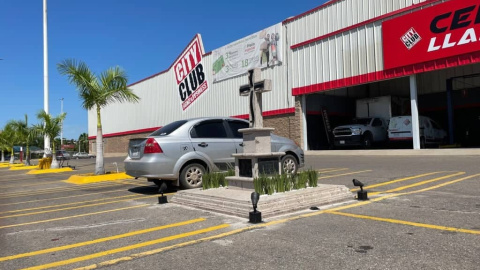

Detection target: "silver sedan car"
[124, 117, 304, 189]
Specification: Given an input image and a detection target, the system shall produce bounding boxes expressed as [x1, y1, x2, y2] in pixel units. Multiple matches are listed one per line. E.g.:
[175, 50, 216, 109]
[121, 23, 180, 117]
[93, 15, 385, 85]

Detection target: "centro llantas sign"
[174, 35, 209, 111]
[383, 0, 480, 69]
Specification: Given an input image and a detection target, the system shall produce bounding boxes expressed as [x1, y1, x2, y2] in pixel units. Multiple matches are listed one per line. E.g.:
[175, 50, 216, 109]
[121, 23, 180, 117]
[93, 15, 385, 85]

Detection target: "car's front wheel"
[281, 154, 298, 175]
[180, 163, 205, 189]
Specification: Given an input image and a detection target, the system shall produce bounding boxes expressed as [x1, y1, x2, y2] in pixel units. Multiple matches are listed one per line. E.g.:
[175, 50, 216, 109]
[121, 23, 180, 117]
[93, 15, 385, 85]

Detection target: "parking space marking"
[326, 211, 480, 235]
[350, 171, 449, 192]
[369, 172, 465, 195]
[21, 224, 230, 270]
[0, 204, 148, 229]
[0, 192, 173, 215]
[2, 180, 66, 189]
[317, 168, 348, 173]
[0, 180, 143, 199]
[0, 218, 205, 262]
[317, 170, 372, 180]
[0, 185, 152, 207]
[0, 195, 157, 219]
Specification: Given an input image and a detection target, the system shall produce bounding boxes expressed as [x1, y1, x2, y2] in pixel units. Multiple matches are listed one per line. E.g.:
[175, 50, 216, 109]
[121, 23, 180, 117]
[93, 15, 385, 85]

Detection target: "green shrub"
[307, 169, 318, 187]
[202, 170, 232, 190]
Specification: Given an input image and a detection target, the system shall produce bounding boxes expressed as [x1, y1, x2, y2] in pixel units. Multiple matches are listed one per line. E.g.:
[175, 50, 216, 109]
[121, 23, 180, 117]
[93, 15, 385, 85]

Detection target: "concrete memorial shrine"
[226, 68, 285, 189]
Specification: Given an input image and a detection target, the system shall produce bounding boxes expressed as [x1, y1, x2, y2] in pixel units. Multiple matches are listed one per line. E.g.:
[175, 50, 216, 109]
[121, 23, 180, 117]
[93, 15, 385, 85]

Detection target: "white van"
[388, 116, 447, 148]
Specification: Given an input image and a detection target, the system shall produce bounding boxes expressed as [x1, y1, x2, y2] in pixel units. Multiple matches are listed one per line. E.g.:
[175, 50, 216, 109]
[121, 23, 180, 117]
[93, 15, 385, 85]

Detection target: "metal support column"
[410, 75, 421, 149]
[446, 78, 455, 145]
[301, 95, 309, 151]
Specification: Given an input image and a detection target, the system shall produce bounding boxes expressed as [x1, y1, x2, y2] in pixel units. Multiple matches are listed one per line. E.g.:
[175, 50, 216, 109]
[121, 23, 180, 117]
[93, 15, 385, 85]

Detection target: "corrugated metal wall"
[88, 30, 294, 136]
[287, 0, 443, 89]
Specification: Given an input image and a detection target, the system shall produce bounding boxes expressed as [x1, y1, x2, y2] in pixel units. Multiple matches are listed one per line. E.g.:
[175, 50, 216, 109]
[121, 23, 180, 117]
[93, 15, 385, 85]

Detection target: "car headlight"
[351, 128, 362, 135]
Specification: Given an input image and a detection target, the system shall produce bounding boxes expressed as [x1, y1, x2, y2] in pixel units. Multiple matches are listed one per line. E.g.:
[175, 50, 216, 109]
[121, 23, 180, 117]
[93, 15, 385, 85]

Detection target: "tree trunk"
[9, 148, 14, 164]
[25, 144, 31, 166]
[95, 127, 104, 175]
[1, 150, 4, 162]
[50, 141, 59, 169]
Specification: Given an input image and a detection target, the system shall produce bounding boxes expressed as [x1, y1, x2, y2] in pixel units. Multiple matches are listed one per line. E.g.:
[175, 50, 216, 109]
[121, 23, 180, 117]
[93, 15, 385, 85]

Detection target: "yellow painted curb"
[9, 165, 39, 171]
[64, 172, 134, 185]
[27, 167, 74, 174]
[0, 163, 25, 168]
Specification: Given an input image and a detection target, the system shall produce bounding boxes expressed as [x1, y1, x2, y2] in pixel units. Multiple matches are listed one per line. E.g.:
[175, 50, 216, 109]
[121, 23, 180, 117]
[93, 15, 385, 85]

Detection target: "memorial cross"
[239, 68, 272, 128]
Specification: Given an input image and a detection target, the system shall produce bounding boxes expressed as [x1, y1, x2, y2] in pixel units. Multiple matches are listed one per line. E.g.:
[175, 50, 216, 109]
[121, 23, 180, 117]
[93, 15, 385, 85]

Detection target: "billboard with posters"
[383, 0, 480, 70]
[173, 35, 209, 111]
[212, 23, 283, 82]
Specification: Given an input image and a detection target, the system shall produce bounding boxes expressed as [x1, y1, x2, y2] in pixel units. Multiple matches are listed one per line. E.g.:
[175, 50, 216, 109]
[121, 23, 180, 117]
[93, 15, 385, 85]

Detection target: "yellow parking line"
[350, 171, 448, 192]
[0, 194, 156, 219]
[0, 192, 173, 214]
[2, 180, 64, 189]
[0, 180, 141, 198]
[0, 218, 205, 262]
[326, 211, 480, 235]
[381, 172, 465, 194]
[27, 167, 73, 174]
[21, 224, 230, 270]
[0, 184, 152, 207]
[317, 170, 372, 180]
[317, 168, 349, 174]
[0, 204, 147, 229]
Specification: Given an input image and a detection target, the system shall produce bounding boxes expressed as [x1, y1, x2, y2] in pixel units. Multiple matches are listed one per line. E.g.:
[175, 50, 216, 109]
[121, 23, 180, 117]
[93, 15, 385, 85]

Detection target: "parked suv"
[332, 117, 388, 148]
[55, 150, 71, 160]
[124, 117, 304, 189]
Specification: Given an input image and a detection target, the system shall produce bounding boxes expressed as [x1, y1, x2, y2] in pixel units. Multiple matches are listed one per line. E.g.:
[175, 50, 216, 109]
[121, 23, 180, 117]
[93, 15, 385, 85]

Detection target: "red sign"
[383, 0, 480, 69]
[173, 35, 209, 111]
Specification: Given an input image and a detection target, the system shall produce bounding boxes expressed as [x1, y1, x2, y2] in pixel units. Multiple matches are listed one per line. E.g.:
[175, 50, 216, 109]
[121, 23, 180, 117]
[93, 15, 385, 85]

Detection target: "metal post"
[43, 0, 50, 157]
[409, 75, 420, 149]
[446, 78, 454, 145]
[60, 97, 64, 148]
[301, 95, 308, 150]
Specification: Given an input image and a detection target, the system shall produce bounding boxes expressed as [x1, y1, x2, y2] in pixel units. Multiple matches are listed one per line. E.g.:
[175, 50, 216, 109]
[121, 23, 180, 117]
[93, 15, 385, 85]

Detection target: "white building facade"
[89, 0, 480, 155]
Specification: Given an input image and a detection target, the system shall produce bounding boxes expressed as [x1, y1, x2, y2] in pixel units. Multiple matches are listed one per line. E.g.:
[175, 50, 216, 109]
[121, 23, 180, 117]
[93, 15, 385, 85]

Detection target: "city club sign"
[383, 0, 480, 69]
[174, 35, 209, 111]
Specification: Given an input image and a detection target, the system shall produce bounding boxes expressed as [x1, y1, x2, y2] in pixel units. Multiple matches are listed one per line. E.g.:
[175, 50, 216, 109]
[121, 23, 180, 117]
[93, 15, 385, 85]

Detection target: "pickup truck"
[332, 117, 388, 148]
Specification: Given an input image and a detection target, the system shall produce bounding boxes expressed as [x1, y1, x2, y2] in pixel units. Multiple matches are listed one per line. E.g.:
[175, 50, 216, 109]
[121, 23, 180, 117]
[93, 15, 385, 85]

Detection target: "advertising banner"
[212, 23, 283, 82]
[174, 35, 209, 111]
[383, 0, 480, 70]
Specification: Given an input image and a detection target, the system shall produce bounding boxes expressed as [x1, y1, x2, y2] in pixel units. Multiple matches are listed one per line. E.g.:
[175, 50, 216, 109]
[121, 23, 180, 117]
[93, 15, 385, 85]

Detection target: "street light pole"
[43, 0, 50, 157]
[60, 97, 64, 148]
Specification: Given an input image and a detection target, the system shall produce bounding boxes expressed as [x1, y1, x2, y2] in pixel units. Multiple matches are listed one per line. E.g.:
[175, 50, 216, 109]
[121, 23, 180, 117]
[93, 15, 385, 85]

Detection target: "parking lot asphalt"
[0, 153, 478, 269]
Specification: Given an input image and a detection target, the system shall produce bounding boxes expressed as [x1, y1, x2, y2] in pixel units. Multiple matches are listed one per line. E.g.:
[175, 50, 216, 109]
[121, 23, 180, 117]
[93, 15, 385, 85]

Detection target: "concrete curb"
[27, 167, 74, 174]
[171, 184, 354, 218]
[64, 172, 134, 185]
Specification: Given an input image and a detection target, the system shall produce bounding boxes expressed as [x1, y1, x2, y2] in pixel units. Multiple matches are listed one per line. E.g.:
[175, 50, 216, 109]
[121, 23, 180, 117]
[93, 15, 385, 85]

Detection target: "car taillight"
[144, 138, 163, 154]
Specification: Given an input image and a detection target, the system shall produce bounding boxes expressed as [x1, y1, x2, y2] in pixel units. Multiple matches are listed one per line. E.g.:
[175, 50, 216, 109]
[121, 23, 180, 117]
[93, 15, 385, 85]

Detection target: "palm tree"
[78, 132, 88, 153]
[11, 115, 35, 165]
[0, 129, 9, 162]
[2, 121, 18, 164]
[58, 59, 140, 175]
[33, 110, 66, 169]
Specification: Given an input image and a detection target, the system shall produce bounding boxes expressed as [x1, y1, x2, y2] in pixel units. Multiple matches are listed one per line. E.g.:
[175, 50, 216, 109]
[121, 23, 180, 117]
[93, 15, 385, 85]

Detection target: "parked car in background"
[332, 117, 388, 148]
[55, 150, 71, 160]
[388, 116, 447, 148]
[124, 117, 304, 189]
[73, 152, 91, 159]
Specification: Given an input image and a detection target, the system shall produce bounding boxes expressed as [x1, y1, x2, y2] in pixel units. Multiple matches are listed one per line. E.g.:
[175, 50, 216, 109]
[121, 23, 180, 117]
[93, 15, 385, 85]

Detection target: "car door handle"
[198, 142, 208, 147]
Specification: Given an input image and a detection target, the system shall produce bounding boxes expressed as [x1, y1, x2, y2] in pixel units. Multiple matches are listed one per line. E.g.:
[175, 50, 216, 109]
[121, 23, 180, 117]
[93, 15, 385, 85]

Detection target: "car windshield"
[149, 120, 188, 136]
[352, 118, 372, 125]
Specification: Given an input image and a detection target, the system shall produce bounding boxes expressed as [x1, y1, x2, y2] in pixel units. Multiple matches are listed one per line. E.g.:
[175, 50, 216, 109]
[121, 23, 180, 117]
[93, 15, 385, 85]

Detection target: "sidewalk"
[306, 148, 480, 156]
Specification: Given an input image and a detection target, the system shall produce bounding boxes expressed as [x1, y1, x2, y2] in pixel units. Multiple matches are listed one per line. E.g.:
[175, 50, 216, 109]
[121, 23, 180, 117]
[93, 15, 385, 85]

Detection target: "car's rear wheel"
[281, 154, 298, 175]
[180, 163, 205, 189]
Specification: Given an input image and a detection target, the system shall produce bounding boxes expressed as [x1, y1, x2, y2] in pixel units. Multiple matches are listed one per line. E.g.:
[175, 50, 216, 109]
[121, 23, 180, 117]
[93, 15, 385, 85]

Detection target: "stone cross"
[239, 68, 272, 128]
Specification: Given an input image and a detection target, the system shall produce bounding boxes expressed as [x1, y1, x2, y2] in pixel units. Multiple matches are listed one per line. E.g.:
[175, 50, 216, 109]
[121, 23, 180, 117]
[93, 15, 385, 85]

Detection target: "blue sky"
[0, 0, 327, 140]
